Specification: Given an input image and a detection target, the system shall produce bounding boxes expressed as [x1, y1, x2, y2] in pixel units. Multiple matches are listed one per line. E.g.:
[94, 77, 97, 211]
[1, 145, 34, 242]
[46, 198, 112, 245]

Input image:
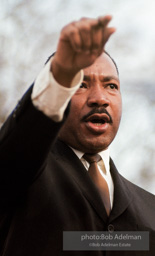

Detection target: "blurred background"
[0, 0, 155, 193]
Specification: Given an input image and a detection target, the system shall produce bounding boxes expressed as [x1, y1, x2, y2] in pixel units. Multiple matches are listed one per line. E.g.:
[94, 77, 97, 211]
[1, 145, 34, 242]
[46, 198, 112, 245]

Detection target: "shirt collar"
[70, 147, 110, 174]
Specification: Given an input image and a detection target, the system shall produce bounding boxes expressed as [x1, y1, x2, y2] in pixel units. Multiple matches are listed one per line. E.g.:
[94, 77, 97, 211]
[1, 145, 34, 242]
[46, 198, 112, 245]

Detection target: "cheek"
[118, 97, 122, 119]
[70, 96, 86, 117]
[66, 102, 82, 129]
[112, 98, 122, 123]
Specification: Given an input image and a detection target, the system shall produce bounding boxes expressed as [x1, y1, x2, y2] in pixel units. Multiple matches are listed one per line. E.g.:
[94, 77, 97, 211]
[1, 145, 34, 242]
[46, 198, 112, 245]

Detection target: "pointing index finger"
[97, 15, 113, 27]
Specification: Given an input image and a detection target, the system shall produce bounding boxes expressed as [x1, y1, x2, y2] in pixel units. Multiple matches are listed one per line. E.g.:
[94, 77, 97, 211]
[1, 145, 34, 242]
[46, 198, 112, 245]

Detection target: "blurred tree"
[0, 0, 154, 193]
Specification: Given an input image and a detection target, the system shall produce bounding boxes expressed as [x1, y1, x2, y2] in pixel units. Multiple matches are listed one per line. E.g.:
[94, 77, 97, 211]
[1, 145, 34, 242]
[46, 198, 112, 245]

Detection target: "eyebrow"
[83, 75, 120, 83]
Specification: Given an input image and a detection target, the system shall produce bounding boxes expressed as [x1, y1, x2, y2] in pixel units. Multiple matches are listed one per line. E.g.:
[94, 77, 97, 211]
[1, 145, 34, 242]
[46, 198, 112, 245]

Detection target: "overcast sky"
[1, 0, 155, 193]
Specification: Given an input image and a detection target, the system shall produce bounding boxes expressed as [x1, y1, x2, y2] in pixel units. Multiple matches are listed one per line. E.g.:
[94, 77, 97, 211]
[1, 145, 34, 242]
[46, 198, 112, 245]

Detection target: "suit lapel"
[52, 139, 108, 223]
[52, 140, 133, 224]
[109, 159, 133, 222]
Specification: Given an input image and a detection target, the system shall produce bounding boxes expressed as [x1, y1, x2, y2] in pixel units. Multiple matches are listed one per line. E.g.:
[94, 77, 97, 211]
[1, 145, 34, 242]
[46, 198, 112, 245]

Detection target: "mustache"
[81, 107, 113, 123]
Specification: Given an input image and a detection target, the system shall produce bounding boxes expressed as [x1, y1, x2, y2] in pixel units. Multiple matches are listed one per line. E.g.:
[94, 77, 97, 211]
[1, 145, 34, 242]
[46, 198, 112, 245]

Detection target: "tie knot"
[83, 153, 101, 164]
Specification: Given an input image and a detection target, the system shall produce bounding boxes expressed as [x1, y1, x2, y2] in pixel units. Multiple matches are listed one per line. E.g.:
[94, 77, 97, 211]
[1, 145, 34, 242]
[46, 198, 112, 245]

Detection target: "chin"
[80, 139, 110, 153]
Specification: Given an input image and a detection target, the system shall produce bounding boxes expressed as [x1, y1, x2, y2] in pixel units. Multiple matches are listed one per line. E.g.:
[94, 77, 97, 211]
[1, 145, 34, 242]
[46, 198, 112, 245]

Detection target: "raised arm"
[0, 15, 115, 203]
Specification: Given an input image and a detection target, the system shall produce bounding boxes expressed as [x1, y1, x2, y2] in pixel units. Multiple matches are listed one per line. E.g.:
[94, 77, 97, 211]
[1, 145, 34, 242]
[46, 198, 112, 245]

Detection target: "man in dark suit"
[0, 15, 154, 256]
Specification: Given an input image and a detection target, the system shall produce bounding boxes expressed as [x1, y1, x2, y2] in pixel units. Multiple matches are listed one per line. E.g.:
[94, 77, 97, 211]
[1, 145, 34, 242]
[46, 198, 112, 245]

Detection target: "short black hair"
[47, 51, 119, 75]
[104, 50, 119, 75]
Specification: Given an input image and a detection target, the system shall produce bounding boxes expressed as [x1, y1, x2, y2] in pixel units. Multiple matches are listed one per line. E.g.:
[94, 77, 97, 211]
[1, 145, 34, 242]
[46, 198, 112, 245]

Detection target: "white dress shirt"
[31, 57, 114, 208]
[32, 58, 83, 122]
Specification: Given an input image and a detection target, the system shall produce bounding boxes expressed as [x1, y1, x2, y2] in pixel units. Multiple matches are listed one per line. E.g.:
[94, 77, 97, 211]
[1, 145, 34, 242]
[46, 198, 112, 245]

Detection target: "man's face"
[59, 53, 122, 153]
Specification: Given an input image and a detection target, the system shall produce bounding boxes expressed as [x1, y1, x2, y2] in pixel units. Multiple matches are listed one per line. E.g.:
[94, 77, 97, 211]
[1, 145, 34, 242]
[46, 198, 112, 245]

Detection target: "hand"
[51, 15, 115, 87]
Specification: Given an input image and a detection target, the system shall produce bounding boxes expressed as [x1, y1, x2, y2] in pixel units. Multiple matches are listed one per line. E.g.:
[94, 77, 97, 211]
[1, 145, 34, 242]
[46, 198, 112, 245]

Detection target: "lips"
[84, 113, 110, 134]
[85, 113, 110, 124]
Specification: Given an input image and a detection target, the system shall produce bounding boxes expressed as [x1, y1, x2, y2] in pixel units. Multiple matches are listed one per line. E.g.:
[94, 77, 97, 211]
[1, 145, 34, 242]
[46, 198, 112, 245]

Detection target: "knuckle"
[80, 17, 88, 22]
[69, 26, 78, 36]
[81, 24, 90, 32]
[61, 22, 76, 33]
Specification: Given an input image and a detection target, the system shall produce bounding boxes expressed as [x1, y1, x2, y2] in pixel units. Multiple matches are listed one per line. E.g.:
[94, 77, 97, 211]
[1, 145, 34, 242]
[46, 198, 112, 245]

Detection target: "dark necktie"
[83, 153, 111, 216]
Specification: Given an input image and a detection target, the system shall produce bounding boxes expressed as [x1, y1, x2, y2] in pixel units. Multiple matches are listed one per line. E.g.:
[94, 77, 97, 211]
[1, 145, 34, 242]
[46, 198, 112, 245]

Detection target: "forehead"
[83, 53, 118, 78]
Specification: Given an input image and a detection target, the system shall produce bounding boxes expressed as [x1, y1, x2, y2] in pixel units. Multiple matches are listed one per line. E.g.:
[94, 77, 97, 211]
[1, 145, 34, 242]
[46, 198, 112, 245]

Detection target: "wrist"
[51, 58, 79, 88]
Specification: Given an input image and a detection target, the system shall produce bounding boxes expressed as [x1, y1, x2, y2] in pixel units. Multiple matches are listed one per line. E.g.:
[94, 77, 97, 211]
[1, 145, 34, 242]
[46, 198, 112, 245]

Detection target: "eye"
[79, 82, 88, 89]
[107, 83, 118, 90]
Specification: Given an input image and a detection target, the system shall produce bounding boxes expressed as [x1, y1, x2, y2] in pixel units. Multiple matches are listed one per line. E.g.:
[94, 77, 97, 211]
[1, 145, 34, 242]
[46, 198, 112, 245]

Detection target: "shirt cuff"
[31, 57, 84, 122]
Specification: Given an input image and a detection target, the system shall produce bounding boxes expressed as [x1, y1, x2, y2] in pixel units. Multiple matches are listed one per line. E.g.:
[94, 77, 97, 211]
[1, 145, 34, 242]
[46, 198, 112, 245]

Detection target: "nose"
[87, 85, 110, 108]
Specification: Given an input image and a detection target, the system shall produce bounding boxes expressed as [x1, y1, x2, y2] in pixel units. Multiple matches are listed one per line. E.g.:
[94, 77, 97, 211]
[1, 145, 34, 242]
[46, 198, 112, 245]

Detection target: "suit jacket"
[0, 86, 155, 256]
